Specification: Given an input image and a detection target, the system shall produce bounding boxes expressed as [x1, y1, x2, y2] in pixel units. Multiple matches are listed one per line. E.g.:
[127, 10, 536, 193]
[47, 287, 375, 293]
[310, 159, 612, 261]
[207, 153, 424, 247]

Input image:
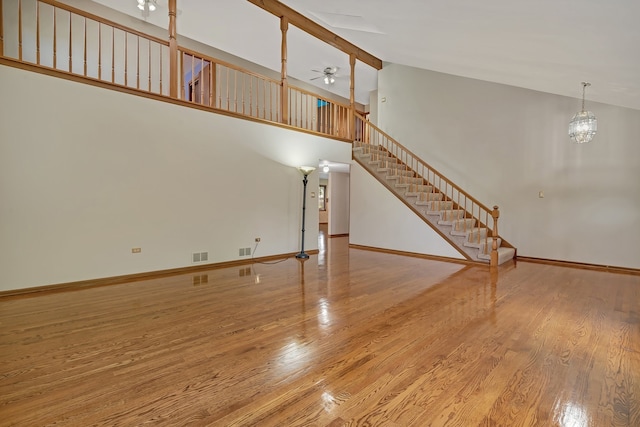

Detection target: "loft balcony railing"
[0, 0, 355, 140]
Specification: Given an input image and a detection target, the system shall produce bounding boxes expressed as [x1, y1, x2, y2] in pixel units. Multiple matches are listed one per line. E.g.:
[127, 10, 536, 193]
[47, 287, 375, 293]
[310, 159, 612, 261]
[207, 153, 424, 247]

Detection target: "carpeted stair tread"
[419, 201, 454, 213]
[450, 218, 477, 234]
[437, 209, 466, 224]
[384, 169, 415, 177]
[464, 237, 502, 253]
[415, 193, 444, 204]
[353, 142, 515, 266]
[477, 247, 516, 265]
[405, 184, 434, 196]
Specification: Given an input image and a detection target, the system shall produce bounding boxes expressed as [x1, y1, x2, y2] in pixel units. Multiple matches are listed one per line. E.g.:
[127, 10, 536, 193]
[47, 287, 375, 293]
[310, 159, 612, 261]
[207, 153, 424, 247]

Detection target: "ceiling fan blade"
[310, 76, 323, 81]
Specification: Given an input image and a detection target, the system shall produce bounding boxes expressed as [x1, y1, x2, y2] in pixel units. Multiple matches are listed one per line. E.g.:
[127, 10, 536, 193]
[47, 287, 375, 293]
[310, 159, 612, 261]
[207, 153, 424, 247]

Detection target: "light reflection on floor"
[317, 223, 327, 266]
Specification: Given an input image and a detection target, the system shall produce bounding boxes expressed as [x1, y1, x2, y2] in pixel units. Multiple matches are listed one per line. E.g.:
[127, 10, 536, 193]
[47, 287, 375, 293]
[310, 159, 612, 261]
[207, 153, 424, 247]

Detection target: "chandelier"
[568, 82, 597, 144]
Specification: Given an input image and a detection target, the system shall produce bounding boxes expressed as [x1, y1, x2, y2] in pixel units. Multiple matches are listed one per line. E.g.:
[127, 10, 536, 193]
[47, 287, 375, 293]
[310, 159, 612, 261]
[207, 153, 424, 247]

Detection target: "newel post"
[280, 16, 289, 125]
[490, 205, 500, 267]
[168, 0, 178, 98]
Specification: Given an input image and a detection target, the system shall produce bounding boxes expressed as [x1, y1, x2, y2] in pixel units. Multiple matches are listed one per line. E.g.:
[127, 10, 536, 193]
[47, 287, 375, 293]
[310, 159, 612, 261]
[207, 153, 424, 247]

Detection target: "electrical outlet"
[132, 248, 141, 253]
[255, 237, 261, 242]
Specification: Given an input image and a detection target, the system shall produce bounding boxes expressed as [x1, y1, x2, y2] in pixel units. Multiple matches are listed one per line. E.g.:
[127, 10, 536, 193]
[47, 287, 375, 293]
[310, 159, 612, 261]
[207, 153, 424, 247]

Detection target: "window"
[319, 185, 326, 211]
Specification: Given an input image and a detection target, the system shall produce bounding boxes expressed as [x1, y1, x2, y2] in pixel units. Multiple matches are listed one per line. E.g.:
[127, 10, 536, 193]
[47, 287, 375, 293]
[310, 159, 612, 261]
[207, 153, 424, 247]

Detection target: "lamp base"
[295, 252, 310, 260]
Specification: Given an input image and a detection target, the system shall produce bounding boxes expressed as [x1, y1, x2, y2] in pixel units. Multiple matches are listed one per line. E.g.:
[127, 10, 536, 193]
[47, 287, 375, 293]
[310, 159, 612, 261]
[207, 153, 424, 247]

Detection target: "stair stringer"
[352, 156, 480, 261]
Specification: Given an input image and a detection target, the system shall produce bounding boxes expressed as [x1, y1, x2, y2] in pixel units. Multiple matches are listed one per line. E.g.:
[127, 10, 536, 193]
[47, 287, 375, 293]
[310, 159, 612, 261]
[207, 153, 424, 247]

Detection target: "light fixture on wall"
[296, 166, 316, 259]
[137, 0, 157, 18]
[568, 82, 597, 143]
[322, 165, 330, 173]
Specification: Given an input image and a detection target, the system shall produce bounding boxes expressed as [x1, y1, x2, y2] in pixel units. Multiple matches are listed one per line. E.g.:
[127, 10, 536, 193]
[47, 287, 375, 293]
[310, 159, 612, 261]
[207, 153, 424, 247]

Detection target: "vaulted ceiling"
[92, 0, 640, 110]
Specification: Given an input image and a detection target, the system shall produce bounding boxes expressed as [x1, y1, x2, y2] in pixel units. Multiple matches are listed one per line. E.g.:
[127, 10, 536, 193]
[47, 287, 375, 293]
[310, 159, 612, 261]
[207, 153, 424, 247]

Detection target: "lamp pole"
[296, 166, 315, 259]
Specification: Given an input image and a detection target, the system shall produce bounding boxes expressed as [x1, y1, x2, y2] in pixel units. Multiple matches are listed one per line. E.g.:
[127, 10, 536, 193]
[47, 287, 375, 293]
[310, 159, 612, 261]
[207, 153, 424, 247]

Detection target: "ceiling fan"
[310, 67, 339, 85]
[137, 0, 158, 18]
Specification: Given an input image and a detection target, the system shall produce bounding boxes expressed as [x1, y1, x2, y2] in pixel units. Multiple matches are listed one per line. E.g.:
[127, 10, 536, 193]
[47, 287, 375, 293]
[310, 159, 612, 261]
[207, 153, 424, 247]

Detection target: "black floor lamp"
[296, 166, 316, 259]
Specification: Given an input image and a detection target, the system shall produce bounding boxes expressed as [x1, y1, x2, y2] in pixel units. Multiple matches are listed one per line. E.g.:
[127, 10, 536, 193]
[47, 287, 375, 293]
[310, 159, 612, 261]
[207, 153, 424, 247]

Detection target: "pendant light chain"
[581, 82, 590, 112]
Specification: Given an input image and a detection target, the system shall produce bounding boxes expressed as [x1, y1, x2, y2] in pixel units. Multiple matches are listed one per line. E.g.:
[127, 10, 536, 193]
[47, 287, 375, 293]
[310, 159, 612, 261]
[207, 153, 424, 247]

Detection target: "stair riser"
[354, 143, 515, 265]
[415, 193, 444, 202]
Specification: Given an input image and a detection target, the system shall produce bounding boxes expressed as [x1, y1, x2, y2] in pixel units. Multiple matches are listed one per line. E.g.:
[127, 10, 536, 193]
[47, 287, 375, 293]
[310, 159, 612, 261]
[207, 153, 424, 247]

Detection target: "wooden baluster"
[484, 209, 489, 251]
[168, 0, 177, 98]
[490, 206, 500, 266]
[234, 69, 238, 111]
[147, 39, 151, 91]
[256, 73, 260, 117]
[54, 5, 57, 68]
[111, 27, 115, 83]
[478, 205, 482, 244]
[124, 33, 128, 86]
[0, 0, 4, 57]
[464, 197, 468, 232]
[226, 67, 230, 110]
[36, 1, 40, 64]
[96, 21, 100, 79]
[200, 56, 204, 105]
[136, 36, 140, 90]
[214, 62, 219, 107]
[189, 54, 194, 102]
[68, 11, 72, 72]
[262, 78, 266, 117]
[158, 44, 162, 94]
[84, 18, 89, 78]
[294, 90, 298, 127]
[249, 74, 252, 116]
[280, 16, 288, 124]
[240, 72, 245, 113]
[179, 51, 184, 99]
[18, 0, 22, 61]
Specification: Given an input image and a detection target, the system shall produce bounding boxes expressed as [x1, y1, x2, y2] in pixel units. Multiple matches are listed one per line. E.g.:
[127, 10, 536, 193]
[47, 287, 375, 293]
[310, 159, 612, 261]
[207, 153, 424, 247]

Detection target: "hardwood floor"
[1, 233, 639, 426]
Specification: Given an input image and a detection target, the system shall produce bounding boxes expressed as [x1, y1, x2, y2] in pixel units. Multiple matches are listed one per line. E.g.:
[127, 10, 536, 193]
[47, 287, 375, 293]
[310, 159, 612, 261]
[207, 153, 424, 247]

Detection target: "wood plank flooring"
[1, 232, 639, 426]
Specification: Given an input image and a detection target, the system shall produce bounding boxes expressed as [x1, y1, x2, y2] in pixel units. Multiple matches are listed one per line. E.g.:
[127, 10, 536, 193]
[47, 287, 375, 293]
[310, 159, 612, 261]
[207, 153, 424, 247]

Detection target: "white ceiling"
[93, 0, 640, 110]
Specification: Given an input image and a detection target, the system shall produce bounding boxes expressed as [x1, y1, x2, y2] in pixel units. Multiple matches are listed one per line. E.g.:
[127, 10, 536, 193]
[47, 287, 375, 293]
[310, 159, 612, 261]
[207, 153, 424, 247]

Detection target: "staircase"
[352, 118, 516, 266]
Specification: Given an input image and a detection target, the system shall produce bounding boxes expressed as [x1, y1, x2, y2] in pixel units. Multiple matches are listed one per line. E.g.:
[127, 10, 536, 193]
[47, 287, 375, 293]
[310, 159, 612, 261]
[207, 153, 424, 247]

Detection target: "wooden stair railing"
[353, 113, 515, 266]
[0, 0, 355, 141]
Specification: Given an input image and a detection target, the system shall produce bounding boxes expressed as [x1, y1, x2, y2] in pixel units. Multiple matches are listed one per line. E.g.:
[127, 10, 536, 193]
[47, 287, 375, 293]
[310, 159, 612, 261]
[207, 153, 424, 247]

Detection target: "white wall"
[376, 63, 640, 269]
[350, 163, 465, 259]
[0, 65, 351, 291]
[328, 172, 350, 236]
[368, 89, 378, 126]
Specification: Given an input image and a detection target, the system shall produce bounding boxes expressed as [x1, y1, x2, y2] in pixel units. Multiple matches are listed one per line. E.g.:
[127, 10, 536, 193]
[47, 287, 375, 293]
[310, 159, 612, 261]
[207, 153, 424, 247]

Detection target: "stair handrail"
[354, 112, 513, 262]
[354, 112, 495, 214]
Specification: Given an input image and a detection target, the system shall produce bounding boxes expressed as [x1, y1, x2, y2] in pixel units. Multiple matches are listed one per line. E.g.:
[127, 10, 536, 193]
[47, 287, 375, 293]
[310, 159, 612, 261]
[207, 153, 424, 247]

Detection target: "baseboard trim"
[517, 256, 640, 276]
[349, 244, 481, 266]
[0, 250, 319, 299]
[329, 233, 349, 238]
